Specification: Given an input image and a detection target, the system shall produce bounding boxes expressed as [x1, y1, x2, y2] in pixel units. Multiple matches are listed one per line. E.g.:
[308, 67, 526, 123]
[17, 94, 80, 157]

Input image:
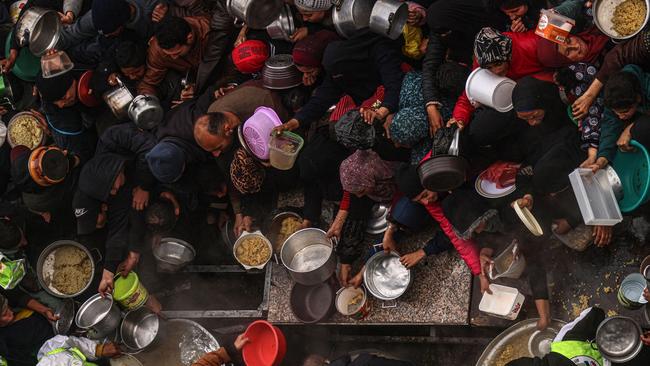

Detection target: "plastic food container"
[465, 68, 516, 112]
[569, 168, 623, 226]
[489, 240, 526, 280]
[479, 284, 525, 320]
[535, 9, 575, 44]
[269, 131, 304, 170]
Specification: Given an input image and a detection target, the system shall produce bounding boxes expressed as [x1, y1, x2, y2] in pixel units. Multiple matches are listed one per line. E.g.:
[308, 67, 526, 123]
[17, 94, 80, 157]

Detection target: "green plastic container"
[4, 31, 41, 82]
[612, 140, 650, 212]
[113, 271, 149, 311]
[566, 105, 579, 127]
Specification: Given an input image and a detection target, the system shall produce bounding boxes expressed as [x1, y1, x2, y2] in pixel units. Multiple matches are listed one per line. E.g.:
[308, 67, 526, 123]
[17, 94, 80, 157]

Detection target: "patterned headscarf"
[474, 27, 512, 68]
[340, 150, 398, 202]
[230, 148, 265, 194]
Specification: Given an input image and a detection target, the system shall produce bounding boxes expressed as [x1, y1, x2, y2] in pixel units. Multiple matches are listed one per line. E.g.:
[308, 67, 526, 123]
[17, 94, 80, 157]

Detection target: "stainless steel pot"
[266, 4, 296, 41]
[36, 240, 97, 298]
[52, 299, 75, 335]
[15, 7, 61, 56]
[120, 307, 159, 351]
[128, 95, 164, 130]
[332, 0, 374, 39]
[227, 0, 284, 29]
[369, 0, 408, 40]
[363, 249, 411, 301]
[153, 238, 196, 273]
[596, 316, 643, 363]
[417, 127, 468, 192]
[103, 77, 134, 119]
[593, 0, 650, 40]
[75, 294, 122, 340]
[280, 228, 337, 285]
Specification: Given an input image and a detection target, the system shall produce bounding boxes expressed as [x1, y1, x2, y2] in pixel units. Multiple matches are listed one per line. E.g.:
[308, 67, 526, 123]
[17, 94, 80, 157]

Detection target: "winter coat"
[451, 30, 554, 126]
[595, 30, 650, 85]
[0, 313, 53, 366]
[36, 336, 99, 366]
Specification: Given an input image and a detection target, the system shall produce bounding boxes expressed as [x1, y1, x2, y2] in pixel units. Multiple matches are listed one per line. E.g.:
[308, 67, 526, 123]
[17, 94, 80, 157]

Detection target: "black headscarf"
[512, 76, 570, 132]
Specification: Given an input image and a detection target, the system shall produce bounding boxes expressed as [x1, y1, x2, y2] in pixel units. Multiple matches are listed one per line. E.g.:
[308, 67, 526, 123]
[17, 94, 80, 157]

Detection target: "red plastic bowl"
[77, 70, 101, 107]
[242, 320, 286, 366]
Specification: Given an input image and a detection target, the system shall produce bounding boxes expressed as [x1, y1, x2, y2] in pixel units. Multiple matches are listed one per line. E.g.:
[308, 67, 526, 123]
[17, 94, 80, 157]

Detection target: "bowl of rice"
[37, 240, 95, 298]
[7, 111, 45, 149]
[594, 0, 650, 40]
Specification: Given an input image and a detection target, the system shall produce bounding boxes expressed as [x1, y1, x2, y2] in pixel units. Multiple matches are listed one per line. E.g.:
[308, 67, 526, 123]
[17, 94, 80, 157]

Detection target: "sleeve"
[1, 287, 31, 308]
[580, 99, 603, 149]
[104, 191, 132, 272]
[421, 32, 446, 104]
[55, 11, 97, 51]
[373, 43, 405, 113]
[336, 218, 367, 264]
[339, 191, 351, 211]
[62, 0, 83, 17]
[596, 108, 623, 163]
[451, 91, 476, 125]
[423, 202, 482, 275]
[37, 335, 99, 361]
[191, 348, 232, 366]
[138, 47, 168, 97]
[293, 77, 344, 128]
[552, 0, 586, 20]
[196, 28, 232, 93]
[595, 31, 650, 84]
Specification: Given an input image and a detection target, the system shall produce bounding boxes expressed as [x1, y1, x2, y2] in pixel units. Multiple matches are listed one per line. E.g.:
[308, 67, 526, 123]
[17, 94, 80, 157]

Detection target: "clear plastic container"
[569, 168, 623, 226]
[269, 131, 304, 170]
[40, 50, 73, 78]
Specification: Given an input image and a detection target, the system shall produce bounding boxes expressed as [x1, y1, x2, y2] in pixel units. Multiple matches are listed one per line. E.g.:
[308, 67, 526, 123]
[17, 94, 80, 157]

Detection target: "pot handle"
[381, 300, 398, 309]
[386, 12, 395, 35]
[332, 0, 343, 10]
[448, 127, 461, 156]
[233, 17, 245, 27]
[372, 243, 384, 254]
[90, 247, 103, 265]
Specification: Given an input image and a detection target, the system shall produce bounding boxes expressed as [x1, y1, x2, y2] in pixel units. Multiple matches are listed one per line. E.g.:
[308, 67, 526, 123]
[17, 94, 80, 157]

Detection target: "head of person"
[144, 198, 178, 235]
[230, 148, 265, 195]
[146, 141, 186, 184]
[36, 71, 77, 108]
[396, 164, 437, 206]
[442, 189, 500, 239]
[92, 0, 132, 37]
[193, 111, 241, 157]
[339, 150, 396, 202]
[486, 0, 529, 19]
[115, 41, 146, 81]
[604, 70, 643, 121]
[0, 219, 26, 254]
[231, 40, 269, 74]
[512, 76, 552, 126]
[0, 295, 13, 327]
[155, 16, 194, 60]
[537, 35, 589, 68]
[292, 30, 339, 82]
[474, 27, 512, 76]
[437, 61, 470, 100]
[294, 0, 332, 23]
[196, 163, 227, 198]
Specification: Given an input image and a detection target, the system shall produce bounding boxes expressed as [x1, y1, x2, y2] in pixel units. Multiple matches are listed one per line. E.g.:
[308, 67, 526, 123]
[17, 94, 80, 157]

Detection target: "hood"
[79, 153, 127, 202]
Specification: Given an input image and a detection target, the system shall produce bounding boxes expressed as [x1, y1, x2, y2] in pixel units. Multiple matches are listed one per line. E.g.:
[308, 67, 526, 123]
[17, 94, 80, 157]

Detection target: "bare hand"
[234, 333, 250, 351]
[642, 331, 650, 346]
[101, 342, 122, 358]
[339, 264, 351, 287]
[290, 27, 308, 42]
[643, 287, 650, 303]
[234, 214, 253, 237]
[407, 9, 423, 26]
[349, 271, 363, 288]
[592, 225, 613, 247]
[579, 156, 597, 169]
[512, 194, 534, 210]
[272, 119, 300, 135]
[446, 118, 465, 130]
[234, 26, 248, 48]
[152, 3, 168, 23]
[1, 49, 18, 74]
[302, 72, 318, 86]
[510, 17, 527, 32]
[160, 191, 181, 216]
[383, 236, 397, 253]
[132, 187, 150, 211]
[99, 269, 115, 297]
[118, 251, 140, 277]
[400, 249, 425, 268]
[479, 275, 492, 294]
[572, 94, 595, 120]
[41, 308, 59, 322]
[479, 253, 494, 278]
[214, 84, 237, 99]
[180, 84, 195, 101]
[617, 126, 633, 152]
[326, 222, 343, 241]
[426, 104, 443, 136]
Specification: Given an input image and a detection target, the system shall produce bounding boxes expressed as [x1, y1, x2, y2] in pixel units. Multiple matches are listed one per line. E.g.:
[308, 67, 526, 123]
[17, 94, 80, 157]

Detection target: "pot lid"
[78, 70, 101, 107]
[366, 203, 389, 234]
[53, 299, 75, 335]
[513, 202, 543, 237]
[596, 316, 642, 360]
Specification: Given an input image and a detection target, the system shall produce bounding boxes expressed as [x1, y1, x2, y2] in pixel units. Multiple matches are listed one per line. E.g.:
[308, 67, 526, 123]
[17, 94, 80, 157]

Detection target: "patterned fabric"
[473, 27, 512, 68]
[566, 63, 603, 149]
[230, 148, 265, 194]
[340, 150, 398, 202]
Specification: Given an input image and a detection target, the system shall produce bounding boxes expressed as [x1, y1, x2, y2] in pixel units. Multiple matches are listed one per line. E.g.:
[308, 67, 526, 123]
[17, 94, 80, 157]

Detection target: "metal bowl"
[366, 203, 389, 235]
[266, 4, 295, 41]
[596, 316, 643, 363]
[52, 299, 76, 335]
[153, 238, 196, 273]
[528, 328, 557, 358]
[120, 307, 159, 351]
[262, 54, 303, 90]
[36, 240, 95, 298]
[363, 250, 411, 301]
[593, 0, 650, 40]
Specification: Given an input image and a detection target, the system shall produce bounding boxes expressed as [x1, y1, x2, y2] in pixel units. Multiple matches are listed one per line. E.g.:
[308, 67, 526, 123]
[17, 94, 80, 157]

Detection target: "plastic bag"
[0, 253, 25, 290]
[402, 24, 424, 60]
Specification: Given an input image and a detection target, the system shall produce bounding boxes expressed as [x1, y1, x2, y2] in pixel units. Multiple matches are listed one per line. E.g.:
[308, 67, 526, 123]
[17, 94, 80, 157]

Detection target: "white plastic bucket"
[479, 284, 525, 320]
[465, 68, 516, 112]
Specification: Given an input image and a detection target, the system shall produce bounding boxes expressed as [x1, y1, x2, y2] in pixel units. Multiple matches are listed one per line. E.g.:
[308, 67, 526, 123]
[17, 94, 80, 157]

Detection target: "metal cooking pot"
[369, 0, 408, 40]
[128, 95, 164, 130]
[262, 54, 303, 90]
[593, 0, 650, 40]
[266, 4, 295, 41]
[120, 307, 159, 351]
[417, 127, 468, 192]
[227, 0, 284, 29]
[363, 248, 411, 301]
[103, 77, 134, 119]
[280, 228, 337, 286]
[332, 0, 374, 39]
[268, 211, 303, 253]
[604, 165, 624, 201]
[75, 294, 122, 340]
[36, 240, 97, 298]
[153, 238, 196, 273]
[289, 280, 336, 323]
[596, 316, 643, 363]
[52, 299, 76, 335]
[15, 7, 61, 56]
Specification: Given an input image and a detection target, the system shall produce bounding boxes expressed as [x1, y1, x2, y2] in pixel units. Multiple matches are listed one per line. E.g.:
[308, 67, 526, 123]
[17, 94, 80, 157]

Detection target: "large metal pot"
[593, 0, 650, 40]
[417, 128, 468, 192]
[15, 7, 61, 56]
[369, 0, 408, 40]
[332, 0, 374, 39]
[36, 240, 97, 298]
[280, 228, 337, 286]
[227, 0, 284, 29]
[128, 95, 164, 130]
[75, 294, 122, 340]
[266, 4, 296, 41]
[596, 316, 643, 363]
[120, 307, 159, 351]
[153, 238, 196, 273]
[103, 77, 134, 120]
[363, 249, 411, 301]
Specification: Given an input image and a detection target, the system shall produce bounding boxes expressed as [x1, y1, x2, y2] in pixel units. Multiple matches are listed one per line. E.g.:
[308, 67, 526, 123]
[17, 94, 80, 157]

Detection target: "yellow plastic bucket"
[113, 272, 149, 310]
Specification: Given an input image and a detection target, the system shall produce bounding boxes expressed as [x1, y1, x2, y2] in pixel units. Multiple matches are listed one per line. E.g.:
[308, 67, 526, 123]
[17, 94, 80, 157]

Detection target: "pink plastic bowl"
[242, 107, 282, 160]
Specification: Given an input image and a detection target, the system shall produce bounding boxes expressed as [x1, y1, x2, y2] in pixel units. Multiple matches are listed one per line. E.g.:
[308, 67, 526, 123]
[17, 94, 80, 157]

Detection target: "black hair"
[202, 112, 228, 136]
[41, 149, 69, 181]
[0, 219, 22, 250]
[604, 71, 642, 110]
[196, 163, 226, 193]
[144, 198, 177, 235]
[437, 61, 470, 100]
[484, 0, 529, 10]
[115, 41, 146, 68]
[155, 16, 192, 50]
[554, 66, 581, 92]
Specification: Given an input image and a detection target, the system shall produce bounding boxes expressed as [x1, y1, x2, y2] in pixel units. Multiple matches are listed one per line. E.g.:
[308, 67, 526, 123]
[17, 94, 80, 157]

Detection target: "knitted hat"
[294, 0, 333, 12]
[92, 0, 131, 35]
[146, 141, 186, 184]
[36, 71, 74, 102]
[232, 40, 269, 74]
[292, 30, 339, 67]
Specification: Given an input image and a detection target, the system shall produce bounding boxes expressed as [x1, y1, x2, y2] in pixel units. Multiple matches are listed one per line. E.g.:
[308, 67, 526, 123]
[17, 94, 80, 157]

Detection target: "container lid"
[513, 202, 544, 236]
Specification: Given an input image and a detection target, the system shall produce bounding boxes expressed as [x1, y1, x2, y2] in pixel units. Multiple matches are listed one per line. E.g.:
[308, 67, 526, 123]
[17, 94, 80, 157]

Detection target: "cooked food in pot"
[46, 246, 92, 295]
[236, 235, 271, 266]
[9, 114, 42, 149]
[612, 0, 647, 36]
[275, 216, 301, 248]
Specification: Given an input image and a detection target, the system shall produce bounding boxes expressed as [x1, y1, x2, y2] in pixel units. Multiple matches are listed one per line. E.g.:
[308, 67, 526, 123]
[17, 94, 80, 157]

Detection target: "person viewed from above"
[485, 0, 546, 33]
[35, 335, 121, 366]
[290, 0, 335, 43]
[292, 30, 339, 87]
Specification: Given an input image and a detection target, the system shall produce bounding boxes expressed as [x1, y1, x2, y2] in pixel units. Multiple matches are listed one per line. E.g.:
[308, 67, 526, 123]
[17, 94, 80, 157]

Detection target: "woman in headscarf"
[292, 30, 339, 87]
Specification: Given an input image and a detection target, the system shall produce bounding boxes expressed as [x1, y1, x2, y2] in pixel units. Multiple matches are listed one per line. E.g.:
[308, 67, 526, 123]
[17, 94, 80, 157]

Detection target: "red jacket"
[452, 30, 555, 125]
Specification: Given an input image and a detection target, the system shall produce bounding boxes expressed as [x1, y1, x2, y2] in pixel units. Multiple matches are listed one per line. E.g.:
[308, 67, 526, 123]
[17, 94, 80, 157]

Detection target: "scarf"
[474, 27, 512, 68]
[340, 150, 397, 202]
[537, 27, 609, 68]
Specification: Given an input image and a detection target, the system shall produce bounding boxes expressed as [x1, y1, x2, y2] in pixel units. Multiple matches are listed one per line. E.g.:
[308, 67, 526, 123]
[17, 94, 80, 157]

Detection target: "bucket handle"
[386, 12, 395, 35]
[90, 247, 103, 265]
[332, 0, 343, 10]
[381, 299, 398, 309]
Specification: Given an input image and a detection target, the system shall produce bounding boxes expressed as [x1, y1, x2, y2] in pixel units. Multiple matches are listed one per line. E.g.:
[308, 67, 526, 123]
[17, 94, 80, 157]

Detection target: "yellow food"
[348, 293, 363, 307]
[236, 235, 271, 266]
[275, 216, 301, 248]
[9, 114, 42, 149]
[50, 246, 92, 295]
[612, 0, 647, 36]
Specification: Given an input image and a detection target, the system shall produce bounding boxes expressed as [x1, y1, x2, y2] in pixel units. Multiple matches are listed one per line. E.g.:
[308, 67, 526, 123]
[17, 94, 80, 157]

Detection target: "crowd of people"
[0, 0, 650, 365]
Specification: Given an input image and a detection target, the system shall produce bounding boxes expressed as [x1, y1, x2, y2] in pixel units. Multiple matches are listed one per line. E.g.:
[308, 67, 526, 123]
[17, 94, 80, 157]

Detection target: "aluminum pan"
[363, 250, 410, 301]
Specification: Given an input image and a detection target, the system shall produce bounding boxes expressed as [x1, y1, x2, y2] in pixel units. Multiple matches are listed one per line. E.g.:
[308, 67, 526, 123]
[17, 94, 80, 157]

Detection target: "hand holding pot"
[339, 264, 352, 287]
[98, 269, 114, 297]
[99, 342, 121, 358]
[512, 194, 534, 210]
[234, 333, 250, 351]
[152, 3, 168, 22]
[642, 331, 650, 346]
[118, 251, 141, 277]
